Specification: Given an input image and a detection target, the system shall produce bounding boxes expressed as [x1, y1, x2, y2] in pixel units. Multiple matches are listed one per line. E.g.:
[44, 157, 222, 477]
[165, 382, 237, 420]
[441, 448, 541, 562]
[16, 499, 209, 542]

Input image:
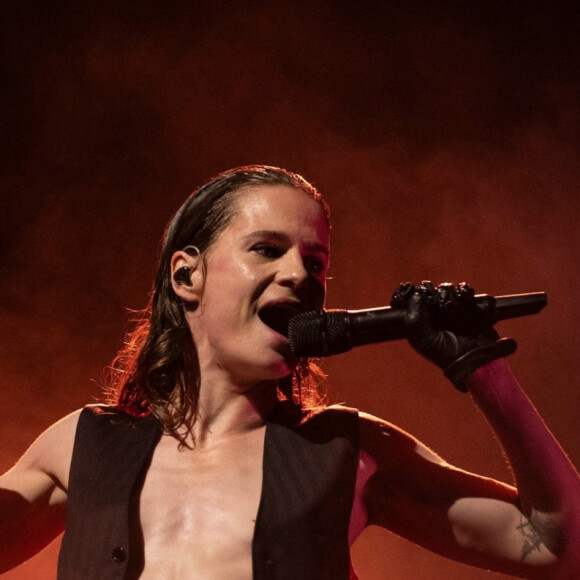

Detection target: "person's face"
[190, 184, 330, 385]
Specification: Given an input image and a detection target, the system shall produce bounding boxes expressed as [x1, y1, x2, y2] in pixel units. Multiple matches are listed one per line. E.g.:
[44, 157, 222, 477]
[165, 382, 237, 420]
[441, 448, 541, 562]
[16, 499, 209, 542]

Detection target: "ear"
[170, 248, 203, 304]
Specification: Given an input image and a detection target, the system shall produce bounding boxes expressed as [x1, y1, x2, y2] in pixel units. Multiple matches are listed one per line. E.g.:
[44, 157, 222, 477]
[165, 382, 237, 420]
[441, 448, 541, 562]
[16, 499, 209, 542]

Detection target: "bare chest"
[135, 428, 265, 580]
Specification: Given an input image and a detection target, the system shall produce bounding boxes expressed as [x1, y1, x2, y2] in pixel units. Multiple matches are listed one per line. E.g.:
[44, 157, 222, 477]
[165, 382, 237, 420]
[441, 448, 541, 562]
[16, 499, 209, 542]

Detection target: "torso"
[133, 426, 266, 580]
[55, 406, 371, 579]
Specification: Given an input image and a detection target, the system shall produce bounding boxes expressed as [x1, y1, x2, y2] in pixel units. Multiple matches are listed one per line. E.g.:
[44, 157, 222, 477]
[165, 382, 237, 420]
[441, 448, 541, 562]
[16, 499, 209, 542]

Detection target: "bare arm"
[0, 409, 80, 572]
[461, 359, 580, 573]
[357, 282, 580, 577]
[358, 359, 580, 579]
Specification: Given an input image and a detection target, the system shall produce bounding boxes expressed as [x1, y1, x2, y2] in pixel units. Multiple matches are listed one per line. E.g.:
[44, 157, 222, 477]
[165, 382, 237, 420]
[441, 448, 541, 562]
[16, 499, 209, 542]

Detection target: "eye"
[305, 256, 326, 276]
[252, 243, 284, 259]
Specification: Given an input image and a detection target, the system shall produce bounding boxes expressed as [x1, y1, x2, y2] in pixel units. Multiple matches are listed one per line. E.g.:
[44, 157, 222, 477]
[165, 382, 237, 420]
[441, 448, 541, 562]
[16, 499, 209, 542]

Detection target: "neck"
[174, 373, 280, 448]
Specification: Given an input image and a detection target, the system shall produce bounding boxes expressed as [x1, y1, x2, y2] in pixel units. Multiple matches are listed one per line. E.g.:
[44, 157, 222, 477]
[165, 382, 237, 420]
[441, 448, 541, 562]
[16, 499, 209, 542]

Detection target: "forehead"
[225, 185, 330, 246]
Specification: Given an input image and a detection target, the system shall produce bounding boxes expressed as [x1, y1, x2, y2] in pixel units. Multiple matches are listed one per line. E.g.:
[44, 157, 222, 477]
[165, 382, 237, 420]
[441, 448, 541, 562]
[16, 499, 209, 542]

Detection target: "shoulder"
[298, 403, 360, 433]
[269, 403, 361, 452]
[356, 410, 447, 487]
[21, 408, 83, 471]
[1, 408, 84, 502]
[270, 401, 358, 426]
[303, 403, 359, 420]
[12, 405, 143, 481]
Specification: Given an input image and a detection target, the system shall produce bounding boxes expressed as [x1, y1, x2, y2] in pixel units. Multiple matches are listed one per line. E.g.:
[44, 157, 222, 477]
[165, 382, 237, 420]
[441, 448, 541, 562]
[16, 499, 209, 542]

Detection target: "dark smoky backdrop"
[1, 1, 578, 578]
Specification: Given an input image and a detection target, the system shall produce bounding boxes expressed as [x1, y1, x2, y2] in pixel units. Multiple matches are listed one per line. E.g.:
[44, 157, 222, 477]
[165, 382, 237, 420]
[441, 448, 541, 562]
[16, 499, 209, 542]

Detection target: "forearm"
[465, 358, 580, 571]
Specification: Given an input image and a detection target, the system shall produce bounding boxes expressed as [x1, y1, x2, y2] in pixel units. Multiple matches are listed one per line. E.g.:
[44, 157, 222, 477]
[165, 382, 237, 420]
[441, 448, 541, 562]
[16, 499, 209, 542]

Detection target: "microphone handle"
[349, 292, 547, 347]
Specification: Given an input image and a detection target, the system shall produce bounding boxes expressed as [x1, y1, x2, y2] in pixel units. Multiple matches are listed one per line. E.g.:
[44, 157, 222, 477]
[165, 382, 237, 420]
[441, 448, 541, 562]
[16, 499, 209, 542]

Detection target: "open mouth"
[258, 304, 301, 338]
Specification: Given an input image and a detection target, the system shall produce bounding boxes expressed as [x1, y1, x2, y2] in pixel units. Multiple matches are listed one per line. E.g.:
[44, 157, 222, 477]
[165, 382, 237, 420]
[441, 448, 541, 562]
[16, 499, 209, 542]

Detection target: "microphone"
[288, 292, 547, 358]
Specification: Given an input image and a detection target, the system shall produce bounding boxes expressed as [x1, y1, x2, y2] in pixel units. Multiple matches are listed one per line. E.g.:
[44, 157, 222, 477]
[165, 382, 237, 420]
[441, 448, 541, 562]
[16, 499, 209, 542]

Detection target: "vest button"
[112, 547, 127, 563]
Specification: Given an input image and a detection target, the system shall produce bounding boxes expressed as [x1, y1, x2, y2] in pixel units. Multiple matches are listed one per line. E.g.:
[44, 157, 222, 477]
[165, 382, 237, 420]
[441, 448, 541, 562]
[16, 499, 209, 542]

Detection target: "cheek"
[201, 259, 259, 317]
[236, 260, 259, 283]
[209, 249, 257, 282]
[308, 277, 326, 310]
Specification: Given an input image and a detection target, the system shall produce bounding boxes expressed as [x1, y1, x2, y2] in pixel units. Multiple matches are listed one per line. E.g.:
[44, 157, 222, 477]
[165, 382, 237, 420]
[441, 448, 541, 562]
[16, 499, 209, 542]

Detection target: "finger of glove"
[406, 292, 473, 368]
[407, 293, 448, 364]
[390, 282, 415, 308]
[433, 282, 496, 340]
[406, 292, 431, 337]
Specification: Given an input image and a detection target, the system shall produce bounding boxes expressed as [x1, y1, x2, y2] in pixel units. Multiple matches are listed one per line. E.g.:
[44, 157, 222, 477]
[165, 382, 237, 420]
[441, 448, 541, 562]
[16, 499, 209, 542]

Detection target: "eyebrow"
[244, 230, 329, 256]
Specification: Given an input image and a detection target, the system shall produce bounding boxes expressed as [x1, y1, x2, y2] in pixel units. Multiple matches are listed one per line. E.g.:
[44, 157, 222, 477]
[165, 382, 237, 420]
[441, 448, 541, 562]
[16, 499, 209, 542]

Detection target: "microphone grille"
[288, 309, 351, 357]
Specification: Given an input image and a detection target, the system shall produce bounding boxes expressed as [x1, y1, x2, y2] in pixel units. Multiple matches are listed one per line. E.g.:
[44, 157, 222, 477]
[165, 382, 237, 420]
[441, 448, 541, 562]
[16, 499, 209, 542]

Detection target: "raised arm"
[357, 283, 580, 579]
[0, 409, 80, 572]
[462, 358, 580, 573]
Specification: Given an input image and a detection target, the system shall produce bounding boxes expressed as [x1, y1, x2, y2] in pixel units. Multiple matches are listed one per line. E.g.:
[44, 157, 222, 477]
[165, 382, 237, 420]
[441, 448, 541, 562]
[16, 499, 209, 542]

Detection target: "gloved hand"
[391, 281, 517, 392]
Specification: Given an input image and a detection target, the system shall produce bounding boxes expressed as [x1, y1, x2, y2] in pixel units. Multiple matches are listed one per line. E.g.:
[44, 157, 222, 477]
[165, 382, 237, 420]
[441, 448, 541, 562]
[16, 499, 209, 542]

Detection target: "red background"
[1, 2, 579, 578]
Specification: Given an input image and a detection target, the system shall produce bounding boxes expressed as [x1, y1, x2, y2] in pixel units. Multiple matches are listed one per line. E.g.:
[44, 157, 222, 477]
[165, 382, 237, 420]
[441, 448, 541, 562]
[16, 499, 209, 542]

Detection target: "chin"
[262, 352, 297, 381]
[267, 362, 295, 381]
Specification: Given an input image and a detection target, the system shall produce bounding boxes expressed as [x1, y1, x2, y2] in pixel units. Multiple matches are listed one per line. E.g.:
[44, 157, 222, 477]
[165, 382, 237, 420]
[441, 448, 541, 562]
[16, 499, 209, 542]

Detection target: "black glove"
[391, 281, 517, 392]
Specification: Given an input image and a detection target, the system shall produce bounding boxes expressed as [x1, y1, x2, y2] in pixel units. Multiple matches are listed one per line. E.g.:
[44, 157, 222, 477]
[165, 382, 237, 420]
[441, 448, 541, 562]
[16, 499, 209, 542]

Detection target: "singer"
[1, 165, 579, 578]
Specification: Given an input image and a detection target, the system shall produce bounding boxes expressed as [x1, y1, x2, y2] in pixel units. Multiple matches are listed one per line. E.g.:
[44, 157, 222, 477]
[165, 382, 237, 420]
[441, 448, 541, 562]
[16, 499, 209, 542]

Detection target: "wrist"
[444, 338, 517, 393]
[464, 357, 513, 389]
[463, 357, 522, 407]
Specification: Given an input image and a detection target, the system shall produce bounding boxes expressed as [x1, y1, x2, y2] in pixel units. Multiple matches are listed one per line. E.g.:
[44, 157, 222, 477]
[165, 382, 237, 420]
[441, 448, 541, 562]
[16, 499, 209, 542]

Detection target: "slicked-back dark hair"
[106, 165, 330, 441]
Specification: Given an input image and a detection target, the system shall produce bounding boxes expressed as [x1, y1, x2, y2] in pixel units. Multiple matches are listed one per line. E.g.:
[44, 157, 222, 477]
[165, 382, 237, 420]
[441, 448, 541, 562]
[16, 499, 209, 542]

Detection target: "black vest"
[58, 404, 359, 579]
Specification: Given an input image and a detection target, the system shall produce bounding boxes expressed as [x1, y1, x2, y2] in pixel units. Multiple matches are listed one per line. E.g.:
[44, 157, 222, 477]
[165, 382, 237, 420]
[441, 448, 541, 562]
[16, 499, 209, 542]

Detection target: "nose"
[276, 248, 326, 309]
[276, 249, 309, 289]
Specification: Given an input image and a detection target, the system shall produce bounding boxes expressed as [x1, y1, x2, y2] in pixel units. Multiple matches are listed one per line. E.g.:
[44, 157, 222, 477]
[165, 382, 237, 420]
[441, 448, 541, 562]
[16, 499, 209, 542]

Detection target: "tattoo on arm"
[516, 511, 566, 560]
[516, 516, 542, 558]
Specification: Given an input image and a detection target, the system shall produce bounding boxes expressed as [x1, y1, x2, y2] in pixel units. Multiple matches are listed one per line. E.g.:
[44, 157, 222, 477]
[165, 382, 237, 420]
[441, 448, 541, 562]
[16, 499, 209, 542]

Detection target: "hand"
[391, 281, 517, 391]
